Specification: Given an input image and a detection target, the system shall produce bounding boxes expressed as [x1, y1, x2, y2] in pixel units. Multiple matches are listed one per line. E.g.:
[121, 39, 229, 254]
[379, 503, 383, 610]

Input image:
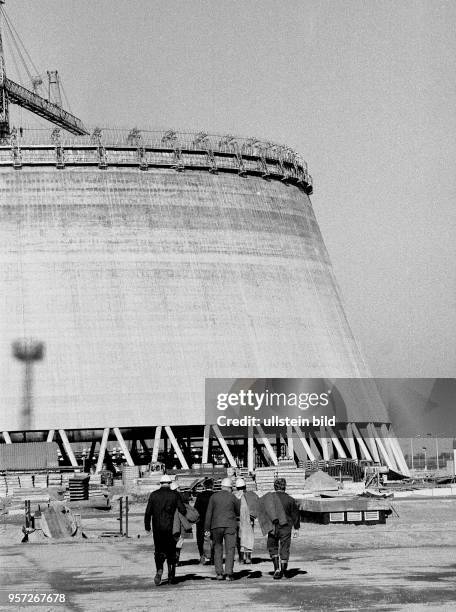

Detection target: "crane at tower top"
[0, 1, 88, 140]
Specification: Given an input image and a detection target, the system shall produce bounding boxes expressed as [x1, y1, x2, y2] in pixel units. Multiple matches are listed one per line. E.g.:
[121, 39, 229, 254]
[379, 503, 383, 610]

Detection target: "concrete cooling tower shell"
[0, 129, 371, 433]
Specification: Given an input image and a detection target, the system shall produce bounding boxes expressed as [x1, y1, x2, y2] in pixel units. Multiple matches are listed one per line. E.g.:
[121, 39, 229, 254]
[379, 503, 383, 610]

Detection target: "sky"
[5, 0, 456, 378]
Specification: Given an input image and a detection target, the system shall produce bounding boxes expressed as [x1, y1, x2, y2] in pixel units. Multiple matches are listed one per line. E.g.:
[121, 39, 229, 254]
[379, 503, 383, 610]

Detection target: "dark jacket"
[144, 487, 186, 534]
[257, 491, 288, 535]
[204, 490, 240, 531]
[275, 491, 300, 529]
[194, 489, 214, 526]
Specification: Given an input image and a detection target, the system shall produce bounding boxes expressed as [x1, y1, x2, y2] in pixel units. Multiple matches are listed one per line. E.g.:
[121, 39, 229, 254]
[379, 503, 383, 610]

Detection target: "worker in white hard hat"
[144, 473, 186, 586]
[204, 477, 240, 581]
[169, 480, 190, 567]
[234, 477, 259, 564]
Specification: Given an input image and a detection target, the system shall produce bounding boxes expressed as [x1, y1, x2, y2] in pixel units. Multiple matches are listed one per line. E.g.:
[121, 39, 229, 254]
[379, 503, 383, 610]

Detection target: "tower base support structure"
[0, 422, 409, 476]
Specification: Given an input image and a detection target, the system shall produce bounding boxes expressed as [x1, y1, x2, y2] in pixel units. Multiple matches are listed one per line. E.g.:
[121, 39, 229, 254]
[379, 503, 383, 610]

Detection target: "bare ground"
[1, 498, 455, 612]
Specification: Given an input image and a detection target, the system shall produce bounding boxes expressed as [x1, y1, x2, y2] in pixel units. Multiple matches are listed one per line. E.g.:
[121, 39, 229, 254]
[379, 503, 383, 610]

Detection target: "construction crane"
[0, 1, 88, 140]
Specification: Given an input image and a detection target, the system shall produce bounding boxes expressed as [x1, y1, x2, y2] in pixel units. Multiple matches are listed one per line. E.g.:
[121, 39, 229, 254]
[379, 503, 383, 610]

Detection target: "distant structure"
[0, 127, 408, 475]
[0, 2, 409, 474]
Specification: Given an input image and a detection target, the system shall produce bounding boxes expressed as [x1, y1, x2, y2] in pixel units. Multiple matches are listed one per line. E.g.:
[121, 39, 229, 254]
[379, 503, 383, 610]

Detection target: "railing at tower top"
[0, 127, 313, 193]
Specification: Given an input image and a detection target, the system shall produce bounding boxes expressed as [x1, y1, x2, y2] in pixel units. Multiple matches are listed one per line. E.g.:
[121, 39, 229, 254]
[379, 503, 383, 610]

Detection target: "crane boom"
[0, 2, 88, 139]
[4, 77, 88, 135]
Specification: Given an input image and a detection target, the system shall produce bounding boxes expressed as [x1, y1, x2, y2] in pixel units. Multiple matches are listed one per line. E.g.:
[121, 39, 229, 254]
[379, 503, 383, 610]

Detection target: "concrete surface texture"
[0, 146, 370, 432]
[1, 498, 455, 611]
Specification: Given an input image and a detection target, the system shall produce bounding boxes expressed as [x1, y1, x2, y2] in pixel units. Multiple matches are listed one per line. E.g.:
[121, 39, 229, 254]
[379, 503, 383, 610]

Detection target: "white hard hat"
[221, 477, 232, 488]
[170, 481, 179, 490]
[160, 474, 172, 484]
[235, 477, 246, 488]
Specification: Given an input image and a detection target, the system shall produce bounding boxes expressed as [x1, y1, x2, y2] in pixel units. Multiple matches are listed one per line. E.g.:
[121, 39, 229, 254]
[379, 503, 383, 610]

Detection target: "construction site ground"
[1, 498, 455, 612]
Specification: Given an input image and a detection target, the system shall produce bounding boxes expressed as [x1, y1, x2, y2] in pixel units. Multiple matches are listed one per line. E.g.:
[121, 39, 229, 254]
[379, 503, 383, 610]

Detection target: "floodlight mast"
[0, 0, 88, 140]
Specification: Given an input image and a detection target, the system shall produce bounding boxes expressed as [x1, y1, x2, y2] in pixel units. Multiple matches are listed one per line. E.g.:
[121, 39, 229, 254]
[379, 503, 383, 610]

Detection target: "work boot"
[244, 552, 252, 564]
[154, 569, 163, 586]
[280, 560, 288, 578]
[175, 548, 182, 567]
[216, 574, 225, 581]
[272, 555, 282, 580]
[168, 562, 177, 585]
[238, 551, 244, 563]
[199, 555, 206, 565]
[226, 574, 235, 581]
[154, 553, 165, 586]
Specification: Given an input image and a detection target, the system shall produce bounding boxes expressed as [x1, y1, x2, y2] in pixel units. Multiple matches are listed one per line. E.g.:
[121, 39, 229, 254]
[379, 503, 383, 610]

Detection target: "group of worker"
[144, 473, 300, 585]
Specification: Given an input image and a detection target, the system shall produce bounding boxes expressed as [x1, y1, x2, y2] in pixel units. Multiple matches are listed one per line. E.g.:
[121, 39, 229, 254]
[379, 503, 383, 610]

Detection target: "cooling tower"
[0, 129, 408, 473]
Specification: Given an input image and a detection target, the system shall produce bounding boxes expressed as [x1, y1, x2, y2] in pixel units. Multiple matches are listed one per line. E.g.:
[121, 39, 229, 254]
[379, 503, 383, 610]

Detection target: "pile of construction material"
[121, 465, 140, 491]
[300, 459, 364, 483]
[68, 475, 89, 502]
[255, 461, 306, 495]
[11, 487, 50, 504]
[88, 474, 105, 498]
[132, 472, 164, 495]
[303, 470, 340, 494]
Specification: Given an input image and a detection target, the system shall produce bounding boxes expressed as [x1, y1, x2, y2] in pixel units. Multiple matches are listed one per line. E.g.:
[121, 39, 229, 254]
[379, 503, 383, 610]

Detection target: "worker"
[204, 477, 240, 581]
[258, 478, 300, 579]
[171, 481, 199, 566]
[144, 474, 186, 586]
[234, 477, 259, 564]
[194, 478, 215, 564]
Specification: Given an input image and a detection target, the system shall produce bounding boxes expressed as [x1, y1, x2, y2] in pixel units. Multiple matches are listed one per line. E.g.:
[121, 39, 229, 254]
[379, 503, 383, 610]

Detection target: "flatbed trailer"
[300, 496, 392, 525]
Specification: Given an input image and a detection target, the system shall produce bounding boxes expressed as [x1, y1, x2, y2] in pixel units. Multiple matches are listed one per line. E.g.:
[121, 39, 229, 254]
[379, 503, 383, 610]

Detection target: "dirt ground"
[1, 498, 456, 612]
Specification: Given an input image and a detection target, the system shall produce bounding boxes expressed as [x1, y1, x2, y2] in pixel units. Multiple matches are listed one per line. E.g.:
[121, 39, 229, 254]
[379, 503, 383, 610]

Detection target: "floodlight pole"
[12, 339, 45, 431]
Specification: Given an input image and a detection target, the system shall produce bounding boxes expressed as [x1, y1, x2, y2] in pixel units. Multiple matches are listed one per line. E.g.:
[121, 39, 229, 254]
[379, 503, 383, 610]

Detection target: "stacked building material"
[6, 474, 20, 494]
[255, 463, 306, 494]
[122, 465, 139, 491]
[0, 475, 8, 497]
[88, 474, 105, 498]
[133, 473, 163, 494]
[275, 464, 306, 494]
[19, 473, 34, 488]
[12, 488, 50, 503]
[300, 459, 364, 483]
[34, 474, 49, 489]
[48, 472, 63, 488]
[254, 467, 277, 494]
[68, 476, 89, 501]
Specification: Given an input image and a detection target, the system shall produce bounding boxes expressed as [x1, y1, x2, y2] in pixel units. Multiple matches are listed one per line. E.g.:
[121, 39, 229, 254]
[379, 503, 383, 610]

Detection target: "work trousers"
[153, 529, 177, 570]
[196, 523, 205, 556]
[267, 523, 292, 561]
[211, 526, 236, 576]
